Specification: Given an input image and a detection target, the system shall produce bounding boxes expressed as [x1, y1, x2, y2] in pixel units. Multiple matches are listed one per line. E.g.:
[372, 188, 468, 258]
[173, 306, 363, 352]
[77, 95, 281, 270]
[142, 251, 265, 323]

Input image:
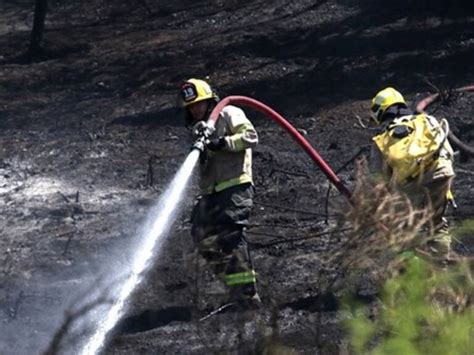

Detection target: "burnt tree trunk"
[28, 0, 48, 61]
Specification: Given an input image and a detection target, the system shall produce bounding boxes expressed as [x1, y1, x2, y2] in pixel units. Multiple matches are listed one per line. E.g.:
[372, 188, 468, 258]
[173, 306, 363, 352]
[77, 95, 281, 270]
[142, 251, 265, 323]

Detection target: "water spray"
[81, 149, 201, 355]
[81, 95, 351, 354]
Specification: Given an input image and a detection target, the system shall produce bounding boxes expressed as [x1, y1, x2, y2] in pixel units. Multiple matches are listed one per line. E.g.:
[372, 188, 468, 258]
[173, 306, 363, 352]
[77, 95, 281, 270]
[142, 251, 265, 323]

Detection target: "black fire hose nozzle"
[191, 137, 208, 164]
[191, 138, 206, 153]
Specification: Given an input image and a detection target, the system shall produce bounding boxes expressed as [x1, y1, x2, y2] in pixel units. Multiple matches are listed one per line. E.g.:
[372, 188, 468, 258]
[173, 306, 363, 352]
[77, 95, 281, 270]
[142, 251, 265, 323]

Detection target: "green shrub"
[346, 257, 474, 355]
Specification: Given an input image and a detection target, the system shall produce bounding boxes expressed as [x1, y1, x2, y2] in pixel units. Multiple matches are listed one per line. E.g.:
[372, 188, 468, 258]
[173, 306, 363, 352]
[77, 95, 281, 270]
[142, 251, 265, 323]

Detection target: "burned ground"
[1, 0, 474, 354]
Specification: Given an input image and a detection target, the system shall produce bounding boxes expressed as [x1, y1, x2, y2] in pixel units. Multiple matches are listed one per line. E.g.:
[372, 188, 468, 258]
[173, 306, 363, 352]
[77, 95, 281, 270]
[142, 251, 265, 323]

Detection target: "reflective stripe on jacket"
[200, 105, 258, 194]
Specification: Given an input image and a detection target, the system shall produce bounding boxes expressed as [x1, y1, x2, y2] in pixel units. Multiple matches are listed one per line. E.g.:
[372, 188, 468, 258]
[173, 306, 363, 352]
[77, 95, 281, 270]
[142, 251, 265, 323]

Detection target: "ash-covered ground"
[1, 1, 473, 354]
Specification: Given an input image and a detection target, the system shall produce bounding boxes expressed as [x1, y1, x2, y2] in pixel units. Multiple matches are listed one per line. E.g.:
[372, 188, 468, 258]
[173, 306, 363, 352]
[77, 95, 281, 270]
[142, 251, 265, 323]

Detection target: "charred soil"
[1, 1, 474, 354]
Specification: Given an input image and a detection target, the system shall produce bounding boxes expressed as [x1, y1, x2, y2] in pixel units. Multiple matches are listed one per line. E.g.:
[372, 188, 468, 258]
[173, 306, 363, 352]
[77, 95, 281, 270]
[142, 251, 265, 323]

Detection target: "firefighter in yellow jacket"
[179, 78, 260, 308]
[369, 87, 455, 263]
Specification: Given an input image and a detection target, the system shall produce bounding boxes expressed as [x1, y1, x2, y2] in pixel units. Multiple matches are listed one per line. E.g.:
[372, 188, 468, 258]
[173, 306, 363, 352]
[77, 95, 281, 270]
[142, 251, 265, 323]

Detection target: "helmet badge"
[181, 83, 198, 103]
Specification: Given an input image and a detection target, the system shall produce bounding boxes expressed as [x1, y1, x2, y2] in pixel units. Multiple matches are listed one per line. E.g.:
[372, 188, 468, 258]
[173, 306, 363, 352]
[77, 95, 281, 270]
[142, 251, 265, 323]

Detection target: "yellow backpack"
[373, 113, 449, 184]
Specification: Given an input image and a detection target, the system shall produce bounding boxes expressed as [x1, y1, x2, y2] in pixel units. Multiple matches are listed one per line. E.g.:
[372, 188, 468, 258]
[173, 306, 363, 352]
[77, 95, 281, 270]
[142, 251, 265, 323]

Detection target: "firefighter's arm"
[369, 142, 390, 183]
[221, 106, 258, 152]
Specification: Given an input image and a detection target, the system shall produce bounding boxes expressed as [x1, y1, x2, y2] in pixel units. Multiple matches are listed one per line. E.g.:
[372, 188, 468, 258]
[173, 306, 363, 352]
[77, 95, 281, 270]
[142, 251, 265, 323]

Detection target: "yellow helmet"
[370, 87, 406, 123]
[179, 78, 218, 107]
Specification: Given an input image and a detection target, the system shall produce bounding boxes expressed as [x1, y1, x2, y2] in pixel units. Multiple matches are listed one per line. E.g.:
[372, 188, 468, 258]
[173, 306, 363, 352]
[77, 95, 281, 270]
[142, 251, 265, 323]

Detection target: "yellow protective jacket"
[200, 105, 258, 194]
[370, 113, 454, 185]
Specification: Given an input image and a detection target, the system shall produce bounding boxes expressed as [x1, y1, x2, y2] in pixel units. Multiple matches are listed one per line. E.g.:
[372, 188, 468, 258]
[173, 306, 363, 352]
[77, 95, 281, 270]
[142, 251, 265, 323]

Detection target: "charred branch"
[42, 296, 109, 355]
[28, 0, 48, 62]
[420, 76, 460, 108]
[57, 191, 70, 203]
[62, 232, 75, 256]
[145, 156, 156, 187]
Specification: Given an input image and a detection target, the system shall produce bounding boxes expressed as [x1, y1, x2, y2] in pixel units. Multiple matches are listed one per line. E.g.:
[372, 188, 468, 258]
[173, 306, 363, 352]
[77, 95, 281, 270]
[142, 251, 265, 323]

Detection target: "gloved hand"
[192, 121, 214, 139]
[206, 137, 226, 151]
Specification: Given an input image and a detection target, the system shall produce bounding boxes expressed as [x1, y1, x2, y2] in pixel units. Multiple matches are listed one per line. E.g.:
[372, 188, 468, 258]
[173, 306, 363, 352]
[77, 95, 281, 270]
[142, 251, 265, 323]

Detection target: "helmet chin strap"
[203, 99, 217, 121]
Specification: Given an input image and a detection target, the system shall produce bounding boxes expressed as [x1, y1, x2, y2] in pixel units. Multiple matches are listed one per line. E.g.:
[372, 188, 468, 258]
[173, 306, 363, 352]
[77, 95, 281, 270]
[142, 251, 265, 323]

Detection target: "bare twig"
[355, 115, 367, 128]
[9, 291, 24, 320]
[100, 122, 106, 137]
[247, 230, 289, 238]
[42, 295, 110, 355]
[419, 76, 459, 108]
[269, 168, 310, 178]
[63, 232, 75, 255]
[421, 76, 442, 97]
[192, 252, 216, 355]
[199, 303, 237, 322]
[2, 252, 13, 275]
[254, 201, 327, 216]
[456, 168, 474, 176]
[145, 155, 155, 187]
[248, 228, 351, 248]
[451, 236, 470, 252]
[324, 146, 370, 223]
[248, 221, 330, 230]
[57, 191, 70, 203]
[87, 132, 96, 141]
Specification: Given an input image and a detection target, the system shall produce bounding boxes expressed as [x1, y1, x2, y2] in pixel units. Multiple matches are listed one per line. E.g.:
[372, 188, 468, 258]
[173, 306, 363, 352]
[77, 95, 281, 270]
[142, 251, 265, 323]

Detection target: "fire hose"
[416, 85, 474, 157]
[190, 87, 474, 200]
[193, 95, 353, 201]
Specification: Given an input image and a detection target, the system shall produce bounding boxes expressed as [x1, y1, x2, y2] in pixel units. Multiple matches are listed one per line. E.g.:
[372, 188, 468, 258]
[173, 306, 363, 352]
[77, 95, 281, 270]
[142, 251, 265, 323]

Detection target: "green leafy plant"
[335, 160, 474, 354]
[346, 247, 474, 355]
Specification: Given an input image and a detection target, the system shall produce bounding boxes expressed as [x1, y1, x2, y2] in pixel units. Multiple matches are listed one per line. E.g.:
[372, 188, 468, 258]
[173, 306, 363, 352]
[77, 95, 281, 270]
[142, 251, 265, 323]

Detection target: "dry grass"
[333, 158, 473, 311]
[338, 160, 474, 354]
[329, 159, 434, 284]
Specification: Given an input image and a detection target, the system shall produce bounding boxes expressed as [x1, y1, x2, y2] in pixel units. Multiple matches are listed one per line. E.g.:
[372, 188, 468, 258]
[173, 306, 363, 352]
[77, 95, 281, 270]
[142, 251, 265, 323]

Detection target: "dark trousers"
[191, 183, 256, 300]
